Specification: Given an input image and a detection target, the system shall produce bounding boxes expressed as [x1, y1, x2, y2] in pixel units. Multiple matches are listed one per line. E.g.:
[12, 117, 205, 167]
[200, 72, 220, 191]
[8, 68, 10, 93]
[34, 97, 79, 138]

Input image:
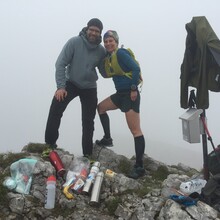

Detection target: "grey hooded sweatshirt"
[55, 28, 106, 89]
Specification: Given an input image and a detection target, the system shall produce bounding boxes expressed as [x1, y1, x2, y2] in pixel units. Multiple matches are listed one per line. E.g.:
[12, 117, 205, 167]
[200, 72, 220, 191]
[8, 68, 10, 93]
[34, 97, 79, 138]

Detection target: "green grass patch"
[105, 196, 122, 215]
[136, 177, 162, 197]
[0, 152, 29, 170]
[0, 172, 10, 206]
[23, 142, 50, 154]
[117, 158, 132, 175]
[152, 165, 170, 181]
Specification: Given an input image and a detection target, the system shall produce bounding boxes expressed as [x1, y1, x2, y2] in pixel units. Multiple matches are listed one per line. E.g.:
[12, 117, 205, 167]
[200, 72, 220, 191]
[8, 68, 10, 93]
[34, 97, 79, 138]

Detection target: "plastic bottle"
[82, 161, 100, 194]
[45, 175, 56, 209]
[180, 179, 207, 194]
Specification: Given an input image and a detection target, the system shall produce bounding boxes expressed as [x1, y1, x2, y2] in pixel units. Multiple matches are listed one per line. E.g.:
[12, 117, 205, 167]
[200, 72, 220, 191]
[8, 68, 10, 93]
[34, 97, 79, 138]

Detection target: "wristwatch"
[131, 84, 137, 91]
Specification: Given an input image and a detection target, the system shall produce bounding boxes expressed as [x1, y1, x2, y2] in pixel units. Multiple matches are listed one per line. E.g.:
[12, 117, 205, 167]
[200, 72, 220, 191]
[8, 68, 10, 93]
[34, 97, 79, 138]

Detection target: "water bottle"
[45, 175, 56, 209]
[180, 178, 207, 194]
[82, 161, 100, 194]
[90, 171, 104, 206]
[49, 151, 66, 178]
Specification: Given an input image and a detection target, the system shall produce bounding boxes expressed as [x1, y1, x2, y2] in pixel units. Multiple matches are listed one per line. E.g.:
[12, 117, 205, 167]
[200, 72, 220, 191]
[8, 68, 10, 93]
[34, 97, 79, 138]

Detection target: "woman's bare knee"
[97, 97, 117, 114]
[97, 103, 107, 114]
[130, 129, 143, 137]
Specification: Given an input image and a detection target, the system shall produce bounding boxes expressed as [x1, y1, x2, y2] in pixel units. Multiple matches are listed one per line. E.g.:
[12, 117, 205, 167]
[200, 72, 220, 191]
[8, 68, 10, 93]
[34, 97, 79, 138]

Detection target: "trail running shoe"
[128, 165, 145, 179]
[95, 137, 113, 147]
[49, 144, 58, 150]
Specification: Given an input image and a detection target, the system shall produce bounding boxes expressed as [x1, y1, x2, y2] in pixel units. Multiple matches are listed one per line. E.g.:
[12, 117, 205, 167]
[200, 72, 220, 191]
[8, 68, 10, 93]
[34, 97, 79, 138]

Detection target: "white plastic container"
[45, 175, 56, 209]
[180, 179, 207, 194]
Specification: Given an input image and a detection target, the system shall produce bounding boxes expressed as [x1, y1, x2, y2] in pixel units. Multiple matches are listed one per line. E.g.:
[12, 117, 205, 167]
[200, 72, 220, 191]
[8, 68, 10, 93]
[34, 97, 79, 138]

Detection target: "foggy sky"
[1, 0, 220, 169]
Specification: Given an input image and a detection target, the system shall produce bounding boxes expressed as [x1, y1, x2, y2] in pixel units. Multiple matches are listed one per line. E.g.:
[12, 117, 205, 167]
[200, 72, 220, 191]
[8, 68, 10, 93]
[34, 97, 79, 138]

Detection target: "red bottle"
[49, 150, 66, 177]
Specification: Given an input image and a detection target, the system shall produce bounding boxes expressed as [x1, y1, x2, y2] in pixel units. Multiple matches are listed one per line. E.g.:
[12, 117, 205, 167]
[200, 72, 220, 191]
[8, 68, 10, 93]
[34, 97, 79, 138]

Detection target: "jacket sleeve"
[55, 38, 75, 89]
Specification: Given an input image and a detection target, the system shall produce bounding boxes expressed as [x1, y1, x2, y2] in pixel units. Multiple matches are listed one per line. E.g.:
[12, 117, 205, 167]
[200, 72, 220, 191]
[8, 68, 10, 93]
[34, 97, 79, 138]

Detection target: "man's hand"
[54, 88, 67, 102]
[130, 90, 137, 101]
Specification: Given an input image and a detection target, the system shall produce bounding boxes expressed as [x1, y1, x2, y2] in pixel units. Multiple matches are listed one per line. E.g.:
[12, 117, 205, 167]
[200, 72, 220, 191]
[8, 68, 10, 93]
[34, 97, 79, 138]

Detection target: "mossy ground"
[105, 196, 122, 215]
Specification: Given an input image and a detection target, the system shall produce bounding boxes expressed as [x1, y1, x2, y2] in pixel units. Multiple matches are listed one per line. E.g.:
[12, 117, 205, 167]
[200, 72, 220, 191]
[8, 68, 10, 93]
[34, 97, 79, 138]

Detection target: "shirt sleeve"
[117, 48, 140, 86]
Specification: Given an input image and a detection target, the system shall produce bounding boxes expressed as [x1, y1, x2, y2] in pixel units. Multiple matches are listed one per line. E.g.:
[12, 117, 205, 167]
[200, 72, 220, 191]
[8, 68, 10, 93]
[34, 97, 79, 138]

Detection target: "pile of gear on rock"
[3, 149, 119, 209]
[169, 145, 220, 211]
[3, 145, 220, 210]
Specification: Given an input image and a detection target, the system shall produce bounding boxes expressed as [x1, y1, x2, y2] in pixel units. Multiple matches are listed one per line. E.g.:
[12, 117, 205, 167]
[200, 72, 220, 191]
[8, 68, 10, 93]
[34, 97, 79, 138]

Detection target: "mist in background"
[1, 0, 220, 170]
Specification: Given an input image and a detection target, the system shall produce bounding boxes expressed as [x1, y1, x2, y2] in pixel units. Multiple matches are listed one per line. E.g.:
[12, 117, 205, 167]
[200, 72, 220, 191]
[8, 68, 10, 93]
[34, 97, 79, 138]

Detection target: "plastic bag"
[63, 156, 90, 187]
[180, 179, 207, 194]
[3, 158, 37, 194]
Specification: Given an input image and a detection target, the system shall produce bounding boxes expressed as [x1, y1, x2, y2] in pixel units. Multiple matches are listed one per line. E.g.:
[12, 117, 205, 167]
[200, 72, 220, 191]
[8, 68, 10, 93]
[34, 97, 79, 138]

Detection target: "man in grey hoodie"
[45, 18, 106, 158]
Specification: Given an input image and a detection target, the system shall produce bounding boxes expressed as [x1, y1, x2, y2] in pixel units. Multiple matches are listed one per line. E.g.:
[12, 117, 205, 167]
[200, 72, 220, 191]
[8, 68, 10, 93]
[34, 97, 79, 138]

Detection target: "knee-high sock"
[134, 135, 145, 167]
[99, 113, 111, 138]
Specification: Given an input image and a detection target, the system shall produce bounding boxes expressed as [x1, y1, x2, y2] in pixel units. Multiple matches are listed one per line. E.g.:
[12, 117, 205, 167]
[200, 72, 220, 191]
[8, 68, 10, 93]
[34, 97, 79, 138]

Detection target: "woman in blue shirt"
[96, 30, 145, 179]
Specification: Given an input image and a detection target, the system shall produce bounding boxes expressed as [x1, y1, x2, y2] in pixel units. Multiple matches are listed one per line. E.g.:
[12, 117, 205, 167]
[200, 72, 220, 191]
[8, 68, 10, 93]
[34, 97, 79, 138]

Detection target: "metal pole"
[201, 109, 209, 181]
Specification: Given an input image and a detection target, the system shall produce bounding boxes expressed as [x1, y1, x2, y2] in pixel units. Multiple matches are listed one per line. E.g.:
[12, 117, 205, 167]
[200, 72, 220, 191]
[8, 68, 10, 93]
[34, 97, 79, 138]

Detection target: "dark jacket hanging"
[180, 16, 220, 109]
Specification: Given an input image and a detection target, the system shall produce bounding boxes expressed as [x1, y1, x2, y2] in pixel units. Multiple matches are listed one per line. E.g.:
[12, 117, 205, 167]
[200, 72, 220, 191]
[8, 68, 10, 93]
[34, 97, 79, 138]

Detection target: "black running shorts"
[110, 90, 140, 113]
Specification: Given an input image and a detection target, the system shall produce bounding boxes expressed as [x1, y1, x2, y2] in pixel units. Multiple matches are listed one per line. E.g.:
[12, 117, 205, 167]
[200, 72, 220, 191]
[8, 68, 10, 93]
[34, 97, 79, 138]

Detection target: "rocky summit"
[0, 143, 219, 220]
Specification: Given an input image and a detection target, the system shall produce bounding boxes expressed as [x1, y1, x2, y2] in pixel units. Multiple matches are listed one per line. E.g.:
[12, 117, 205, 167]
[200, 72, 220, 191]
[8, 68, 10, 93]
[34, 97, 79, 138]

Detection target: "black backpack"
[201, 174, 220, 207]
[208, 148, 220, 175]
